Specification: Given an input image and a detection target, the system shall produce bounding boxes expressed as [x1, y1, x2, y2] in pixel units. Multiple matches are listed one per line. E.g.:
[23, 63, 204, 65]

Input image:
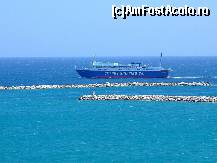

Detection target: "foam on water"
[170, 76, 203, 79]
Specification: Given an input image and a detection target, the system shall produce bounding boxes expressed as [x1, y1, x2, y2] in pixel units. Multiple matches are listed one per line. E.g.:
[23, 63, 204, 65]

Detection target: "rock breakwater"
[0, 82, 211, 90]
[79, 94, 217, 103]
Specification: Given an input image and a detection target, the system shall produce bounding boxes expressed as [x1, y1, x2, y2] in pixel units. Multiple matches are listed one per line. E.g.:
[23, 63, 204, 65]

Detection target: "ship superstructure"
[76, 53, 170, 78]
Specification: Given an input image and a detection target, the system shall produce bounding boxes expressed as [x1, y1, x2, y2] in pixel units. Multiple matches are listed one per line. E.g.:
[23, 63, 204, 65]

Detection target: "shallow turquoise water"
[1, 57, 217, 162]
[1, 87, 217, 162]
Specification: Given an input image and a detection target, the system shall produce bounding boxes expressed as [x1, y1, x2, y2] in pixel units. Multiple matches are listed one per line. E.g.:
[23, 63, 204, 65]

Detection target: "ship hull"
[76, 70, 169, 78]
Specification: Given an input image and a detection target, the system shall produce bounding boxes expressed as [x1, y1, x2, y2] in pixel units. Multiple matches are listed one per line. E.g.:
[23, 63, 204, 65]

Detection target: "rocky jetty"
[79, 94, 217, 103]
[0, 82, 211, 91]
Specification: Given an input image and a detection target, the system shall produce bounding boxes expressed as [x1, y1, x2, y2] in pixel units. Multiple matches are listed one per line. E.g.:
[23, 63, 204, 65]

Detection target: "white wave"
[171, 76, 217, 79]
[170, 76, 203, 79]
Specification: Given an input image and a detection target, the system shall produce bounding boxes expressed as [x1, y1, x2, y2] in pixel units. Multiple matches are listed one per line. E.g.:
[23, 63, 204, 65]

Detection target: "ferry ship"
[76, 53, 171, 78]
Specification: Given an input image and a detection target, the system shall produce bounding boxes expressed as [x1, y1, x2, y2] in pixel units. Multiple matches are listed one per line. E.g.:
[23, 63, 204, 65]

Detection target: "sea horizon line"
[0, 55, 216, 58]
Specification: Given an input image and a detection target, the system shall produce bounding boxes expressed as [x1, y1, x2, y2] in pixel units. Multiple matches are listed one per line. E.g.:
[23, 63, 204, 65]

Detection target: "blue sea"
[1, 57, 217, 163]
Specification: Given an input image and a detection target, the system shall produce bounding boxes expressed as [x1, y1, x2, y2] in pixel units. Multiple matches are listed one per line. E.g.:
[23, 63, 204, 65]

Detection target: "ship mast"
[160, 52, 163, 68]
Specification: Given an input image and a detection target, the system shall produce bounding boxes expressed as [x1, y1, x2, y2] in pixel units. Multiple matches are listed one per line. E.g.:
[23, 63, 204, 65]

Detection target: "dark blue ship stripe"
[76, 70, 169, 78]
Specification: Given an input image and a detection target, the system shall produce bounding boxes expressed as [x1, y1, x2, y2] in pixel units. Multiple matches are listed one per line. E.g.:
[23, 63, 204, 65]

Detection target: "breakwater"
[79, 95, 217, 103]
[0, 82, 211, 90]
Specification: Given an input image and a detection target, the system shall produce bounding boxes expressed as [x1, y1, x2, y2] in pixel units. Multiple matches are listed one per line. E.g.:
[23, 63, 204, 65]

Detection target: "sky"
[0, 0, 216, 57]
